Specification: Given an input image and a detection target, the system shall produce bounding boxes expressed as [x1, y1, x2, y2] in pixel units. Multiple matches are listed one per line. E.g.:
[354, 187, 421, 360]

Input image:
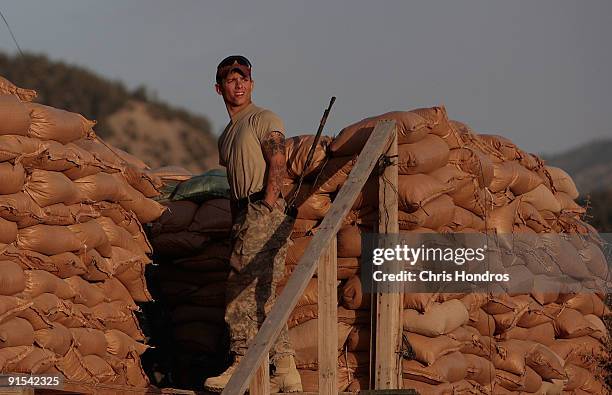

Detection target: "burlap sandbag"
[120, 165, 161, 198]
[563, 293, 607, 317]
[496, 365, 542, 392]
[447, 146, 494, 188]
[398, 173, 451, 213]
[116, 261, 152, 303]
[34, 323, 72, 357]
[96, 278, 137, 309]
[578, 242, 609, 280]
[12, 347, 57, 374]
[346, 325, 370, 352]
[277, 278, 318, 307]
[550, 337, 606, 369]
[463, 354, 495, 386]
[398, 135, 450, 175]
[449, 206, 485, 231]
[479, 134, 521, 161]
[313, 156, 356, 194]
[0, 94, 31, 136]
[284, 183, 332, 220]
[148, 165, 192, 182]
[341, 275, 369, 310]
[489, 161, 516, 193]
[93, 217, 142, 255]
[67, 221, 112, 257]
[0, 77, 36, 101]
[90, 301, 143, 341]
[75, 137, 150, 170]
[150, 200, 198, 236]
[467, 308, 496, 337]
[0, 192, 45, 228]
[74, 172, 132, 203]
[499, 322, 555, 346]
[519, 184, 561, 213]
[0, 135, 45, 163]
[399, 194, 456, 230]
[552, 307, 596, 339]
[25, 103, 95, 144]
[285, 134, 331, 179]
[507, 163, 544, 195]
[19, 270, 76, 300]
[337, 225, 362, 258]
[23, 169, 81, 208]
[0, 217, 17, 245]
[525, 343, 566, 380]
[491, 339, 537, 376]
[0, 162, 25, 195]
[0, 261, 25, 296]
[0, 317, 34, 347]
[555, 192, 585, 214]
[20, 140, 95, 173]
[104, 329, 148, 358]
[428, 164, 474, 193]
[116, 174, 166, 223]
[402, 351, 467, 385]
[403, 300, 469, 337]
[63, 276, 106, 307]
[403, 332, 462, 366]
[330, 110, 435, 156]
[545, 166, 579, 199]
[0, 295, 32, 323]
[288, 318, 352, 369]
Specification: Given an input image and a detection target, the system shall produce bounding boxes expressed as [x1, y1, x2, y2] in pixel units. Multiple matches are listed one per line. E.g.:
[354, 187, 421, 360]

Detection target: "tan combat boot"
[203, 360, 240, 393]
[270, 355, 302, 393]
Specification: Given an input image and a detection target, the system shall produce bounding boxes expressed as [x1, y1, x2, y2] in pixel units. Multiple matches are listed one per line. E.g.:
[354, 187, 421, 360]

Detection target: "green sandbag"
[170, 168, 230, 203]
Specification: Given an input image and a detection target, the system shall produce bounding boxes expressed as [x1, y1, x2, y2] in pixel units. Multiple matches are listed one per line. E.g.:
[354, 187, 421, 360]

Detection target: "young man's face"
[215, 71, 254, 108]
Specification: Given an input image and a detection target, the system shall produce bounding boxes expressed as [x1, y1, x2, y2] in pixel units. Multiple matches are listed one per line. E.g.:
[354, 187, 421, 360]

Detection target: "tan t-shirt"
[218, 103, 285, 200]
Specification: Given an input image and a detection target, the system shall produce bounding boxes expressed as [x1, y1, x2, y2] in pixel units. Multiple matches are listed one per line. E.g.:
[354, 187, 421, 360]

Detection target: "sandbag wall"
[146, 196, 232, 389]
[0, 77, 166, 388]
[281, 108, 610, 393]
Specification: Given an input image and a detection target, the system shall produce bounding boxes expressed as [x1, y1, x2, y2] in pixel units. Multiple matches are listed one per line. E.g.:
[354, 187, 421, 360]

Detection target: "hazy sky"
[1, 0, 611, 154]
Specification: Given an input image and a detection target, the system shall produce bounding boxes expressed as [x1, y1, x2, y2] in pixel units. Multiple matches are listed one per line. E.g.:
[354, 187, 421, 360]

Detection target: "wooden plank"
[222, 120, 397, 395]
[248, 353, 269, 395]
[375, 130, 401, 389]
[318, 235, 338, 395]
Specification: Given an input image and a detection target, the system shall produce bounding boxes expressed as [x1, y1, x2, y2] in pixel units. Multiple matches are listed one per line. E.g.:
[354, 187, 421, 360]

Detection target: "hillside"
[0, 52, 218, 172]
[543, 138, 612, 195]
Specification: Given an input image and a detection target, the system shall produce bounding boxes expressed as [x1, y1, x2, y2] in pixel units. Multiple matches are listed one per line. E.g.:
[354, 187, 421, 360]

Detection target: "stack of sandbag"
[146, 175, 232, 389]
[0, 76, 165, 388]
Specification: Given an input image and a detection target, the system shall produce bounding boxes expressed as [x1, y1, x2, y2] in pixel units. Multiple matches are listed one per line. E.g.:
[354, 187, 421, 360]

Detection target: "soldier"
[203, 55, 302, 393]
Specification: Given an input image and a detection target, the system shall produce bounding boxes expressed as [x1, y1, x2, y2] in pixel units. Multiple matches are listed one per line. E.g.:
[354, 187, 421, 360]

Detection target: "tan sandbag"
[449, 206, 485, 231]
[0, 135, 45, 163]
[95, 278, 137, 309]
[0, 94, 31, 136]
[447, 147, 494, 187]
[404, 332, 463, 367]
[520, 184, 561, 213]
[403, 299, 469, 337]
[578, 242, 609, 280]
[526, 343, 566, 380]
[54, 346, 92, 382]
[467, 308, 496, 337]
[500, 322, 555, 346]
[104, 329, 148, 358]
[0, 317, 34, 347]
[491, 339, 536, 375]
[150, 200, 198, 236]
[489, 161, 516, 193]
[81, 249, 115, 281]
[0, 295, 32, 323]
[507, 162, 544, 195]
[486, 198, 519, 235]
[341, 275, 369, 310]
[117, 176, 166, 223]
[13, 347, 57, 374]
[0, 217, 17, 245]
[464, 354, 495, 386]
[94, 202, 152, 252]
[555, 192, 585, 214]
[22, 293, 90, 329]
[33, 322, 71, 356]
[330, 110, 433, 156]
[313, 156, 356, 194]
[398, 173, 451, 213]
[121, 165, 161, 198]
[0, 192, 45, 227]
[411, 106, 453, 136]
[398, 135, 450, 175]
[68, 221, 112, 257]
[583, 314, 608, 341]
[549, 337, 606, 369]
[402, 351, 467, 384]
[0, 261, 25, 295]
[25, 103, 95, 144]
[93, 217, 142, 256]
[496, 365, 542, 392]
[545, 166, 579, 199]
[90, 301, 143, 341]
[563, 364, 591, 392]
[553, 308, 595, 338]
[289, 318, 352, 369]
[23, 169, 81, 208]
[346, 326, 370, 352]
[404, 293, 438, 312]
[479, 134, 520, 160]
[115, 261, 152, 302]
[337, 225, 362, 258]
[0, 77, 36, 101]
[74, 172, 131, 203]
[399, 194, 455, 230]
[0, 162, 25, 195]
[19, 270, 76, 299]
[63, 276, 106, 307]
[39, 202, 98, 226]
[148, 165, 192, 182]
[285, 134, 331, 179]
[287, 184, 332, 220]
[517, 201, 551, 232]
[428, 164, 474, 192]
[82, 354, 117, 383]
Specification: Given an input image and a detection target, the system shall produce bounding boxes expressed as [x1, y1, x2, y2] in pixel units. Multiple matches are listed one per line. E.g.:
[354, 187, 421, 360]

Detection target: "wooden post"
[375, 128, 401, 389]
[318, 235, 338, 395]
[222, 120, 397, 395]
[249, 354, 269, 395]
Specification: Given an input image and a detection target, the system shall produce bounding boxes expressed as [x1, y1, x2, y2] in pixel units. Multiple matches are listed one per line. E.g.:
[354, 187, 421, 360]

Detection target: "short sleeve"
[254, 110, 285, 142]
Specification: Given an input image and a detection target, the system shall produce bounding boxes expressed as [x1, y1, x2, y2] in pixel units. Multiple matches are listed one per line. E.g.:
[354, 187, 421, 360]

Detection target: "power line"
[0, 8, 25, 57]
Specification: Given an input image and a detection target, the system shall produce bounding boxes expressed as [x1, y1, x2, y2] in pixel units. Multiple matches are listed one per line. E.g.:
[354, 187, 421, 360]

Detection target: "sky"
[1, 0, 611, 154]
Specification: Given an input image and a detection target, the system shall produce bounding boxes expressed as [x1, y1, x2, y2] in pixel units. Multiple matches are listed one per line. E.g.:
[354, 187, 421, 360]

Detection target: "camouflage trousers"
[225, 198, 295, 364]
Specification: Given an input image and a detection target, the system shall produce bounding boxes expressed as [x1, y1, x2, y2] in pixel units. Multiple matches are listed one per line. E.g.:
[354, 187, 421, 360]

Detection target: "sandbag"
[0, 217, 17, 245]
[467, 308, 496, 337]
[398, 174, 451, 213]
[337, 225, 362, 258]
[491, 339, 536, 375]
[0, 295, 32, 324]
[330, 110, 435, 156]
[0, 94, 31, 136]
[464, 354, 495, 386]
[121, 165, 161, 198]
[346, 326, 370, 352]
[0, 261, 25, 295]
[553, 308, 595, 338]
[428, 164, 474, 192]
[104, 329, 148, 358]
[148, 165, 192, 182]
[525, 343, 566, 380]
[496, 365, 542, 392]
[0, 162, 25, 195]
[0, 77, 37, 101]
[563, 293, 607, 316]
[289, 318, 352, 369]
[550, 337, 606, 368]
[63, 276, 106, 307]
[313, 156, 356, 194]
[0, 318, 34, 348]
[23, 169, 81, 208]
[403, 300, 469, 337]
[578, 242, 609, 280]
[447, 147, 494, 187]
[0, 192, 45, 227]
[39, 202, 98, 226]
[170, 168, 230, 203]
[479, 134, 520, 161]
[285, 134, 331, 178]
[545, 166, 579, 199]
[489, 161, 516, 193]
[449, 206, 485, 231]
[398, 194, 455, 230]
[74, 172, 132, 203]
[447, 177, 487, 217]
[116, 176, 166, 223]
[90, 301, 143, 340]
[20, 270, 76, 299]
[0, 135, 45, 163]
[555, 191, 585, 214]
[341, 275, 369, 310]
[12, 347, 57, 374]
[68, 221, 112, 257]
[398, 135, 450, 175]
[284, 183, 332, 220]
[402, 351, 467, 384]
[25, 103, 95, 144]
[115, 261, 152, 302]
[188, 199, 232, 233]
[403, 332, 462, 366]
[33, 322, 72, 356]
[150, 201, 198, 237]
[82, 354, 117, 383]
[520, 184, 561, 213]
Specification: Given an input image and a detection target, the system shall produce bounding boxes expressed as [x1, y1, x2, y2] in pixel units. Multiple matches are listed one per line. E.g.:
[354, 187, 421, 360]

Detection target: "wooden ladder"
[223, 120, 401, 395]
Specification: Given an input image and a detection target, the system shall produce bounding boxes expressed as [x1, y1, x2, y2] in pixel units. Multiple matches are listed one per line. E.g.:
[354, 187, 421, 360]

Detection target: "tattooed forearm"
[261, 131, 287, 205]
